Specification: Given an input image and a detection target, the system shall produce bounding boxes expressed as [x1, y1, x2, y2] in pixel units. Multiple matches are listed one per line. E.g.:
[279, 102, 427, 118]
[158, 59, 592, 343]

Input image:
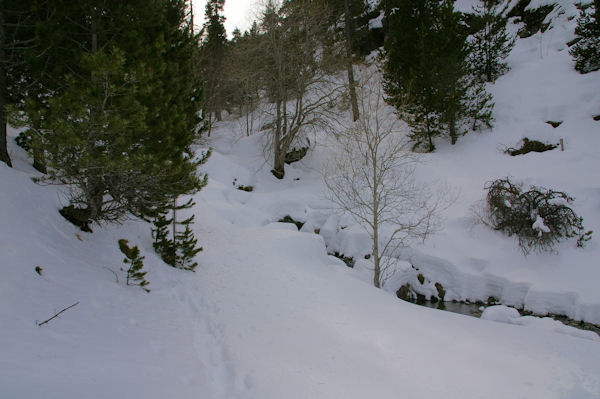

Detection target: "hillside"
[2, 0, 600, 398]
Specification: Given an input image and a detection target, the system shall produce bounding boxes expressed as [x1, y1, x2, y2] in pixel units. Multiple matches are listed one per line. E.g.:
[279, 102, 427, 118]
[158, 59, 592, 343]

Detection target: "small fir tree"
[152, 210, 177, 266]
[175, 215, 202, 271]
[570, 1, 600, 74]
[469, 0, 515, 83]
[118, 239, 150, 292]
[152, 197, 205, 272]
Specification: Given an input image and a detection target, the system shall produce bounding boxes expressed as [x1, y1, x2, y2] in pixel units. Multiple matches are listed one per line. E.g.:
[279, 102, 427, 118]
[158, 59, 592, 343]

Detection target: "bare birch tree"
[325, 77, 445, 288]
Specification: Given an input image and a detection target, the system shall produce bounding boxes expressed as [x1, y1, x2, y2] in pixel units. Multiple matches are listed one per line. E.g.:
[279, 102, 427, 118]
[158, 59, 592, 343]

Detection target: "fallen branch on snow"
[37, 301, 80, 326]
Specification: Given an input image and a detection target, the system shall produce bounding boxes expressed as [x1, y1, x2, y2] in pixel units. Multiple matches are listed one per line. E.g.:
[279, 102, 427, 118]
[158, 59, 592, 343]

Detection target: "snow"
[533, 214, 552, 235]
[2, 0, 600, 397]
[481, 306, 600, 341]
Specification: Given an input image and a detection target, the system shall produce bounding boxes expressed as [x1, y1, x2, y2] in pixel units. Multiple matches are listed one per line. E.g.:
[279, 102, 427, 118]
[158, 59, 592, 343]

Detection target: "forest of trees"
[0, 0, 527, 186]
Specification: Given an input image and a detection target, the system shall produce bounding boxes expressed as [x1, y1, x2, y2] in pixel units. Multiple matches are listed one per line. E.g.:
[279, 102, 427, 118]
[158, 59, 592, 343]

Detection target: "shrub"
[485, 178, 592, 254]
[505, 137, 557, 156]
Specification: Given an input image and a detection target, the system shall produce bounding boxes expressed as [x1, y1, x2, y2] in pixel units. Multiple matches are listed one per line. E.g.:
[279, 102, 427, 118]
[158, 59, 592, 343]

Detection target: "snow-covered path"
[182, 130, 600, 398]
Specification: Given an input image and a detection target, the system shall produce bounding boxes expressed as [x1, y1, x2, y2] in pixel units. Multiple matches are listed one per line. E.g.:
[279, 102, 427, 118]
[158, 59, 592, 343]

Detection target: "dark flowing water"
[405, 299, 484, 318]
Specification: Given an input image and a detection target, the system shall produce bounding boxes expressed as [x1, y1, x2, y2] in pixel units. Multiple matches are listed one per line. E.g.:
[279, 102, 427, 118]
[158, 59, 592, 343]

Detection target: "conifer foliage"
[383, 0, 494, 151]
[152, 199, 204, 272]
[484, 178, 593, 254]
[199, 0, 228, 127]
[570, 0, 600, 74]
[469, 0, 515, 83]
[18, 0, 205, 228]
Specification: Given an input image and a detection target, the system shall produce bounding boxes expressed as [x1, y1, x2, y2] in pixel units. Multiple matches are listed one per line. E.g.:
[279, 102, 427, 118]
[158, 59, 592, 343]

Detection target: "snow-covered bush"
[484, 178, 592, 254]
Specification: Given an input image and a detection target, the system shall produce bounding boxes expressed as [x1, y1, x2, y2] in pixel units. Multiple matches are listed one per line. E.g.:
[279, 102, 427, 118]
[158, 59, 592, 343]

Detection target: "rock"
[396, 284, 412, 302]
[435, 282, 446, 301]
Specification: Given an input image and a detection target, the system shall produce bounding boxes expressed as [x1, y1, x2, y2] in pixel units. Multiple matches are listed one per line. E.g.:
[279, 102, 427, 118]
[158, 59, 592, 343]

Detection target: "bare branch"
[37, 302, 80, 326]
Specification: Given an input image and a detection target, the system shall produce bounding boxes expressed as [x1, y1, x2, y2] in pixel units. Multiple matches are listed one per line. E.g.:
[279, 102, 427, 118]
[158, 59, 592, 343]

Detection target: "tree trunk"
[426, 116, 435, 152]
[0, 8, 13, 168]
[372, 214, 381, 288]
[32, 147, 46, 173]
[272, 100, 285, 179]
[0, 119, 11, 168]
[86, 183, 104, 222]
[372, 151, 380, 288]
[31, 119, 46, 173]
[0, 99, 11, 168]
[344, 0, 359, 121]
[449, 114, 457, 145]
[272, 147, 285, 179]
[207, 111, 212, 137]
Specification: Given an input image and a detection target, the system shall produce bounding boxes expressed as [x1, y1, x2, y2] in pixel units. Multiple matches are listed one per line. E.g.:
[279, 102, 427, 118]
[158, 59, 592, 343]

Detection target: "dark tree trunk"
[0, 119, 11, 168]
[0, 90, 11, 168]
[0, 8, 13, 168]
[344, 0, 359, 121]
[272, 100, 285, 179]
[32, 147, 46, 173]
[449, 113, 457, 145]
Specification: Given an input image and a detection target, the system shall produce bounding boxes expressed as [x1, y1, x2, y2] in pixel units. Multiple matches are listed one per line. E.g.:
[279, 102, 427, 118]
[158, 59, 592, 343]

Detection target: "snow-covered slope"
[2, 0, 600, 397]
[3, 127, 600, 398]
[384, 0, 600, 323]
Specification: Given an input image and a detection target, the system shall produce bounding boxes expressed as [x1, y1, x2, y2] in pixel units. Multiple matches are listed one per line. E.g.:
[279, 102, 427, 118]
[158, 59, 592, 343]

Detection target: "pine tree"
[1, 0, 39, 168]
[383, 0, 445, 151]
[119, 239, 150, 292]
[152, 149, 209, 271]
[438, 0, 494, 143]
[0, 3, 12, 168]
[152, 210, 177, 266]
[200, 0, 228, 128]
[469, 0, 515, 83]
[570, 0, 600, 74]
[22, 0, 205, 227]
[152, 197, 206, 272]
[175, 214, 202, 271]
[383, 0, 493, 151]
